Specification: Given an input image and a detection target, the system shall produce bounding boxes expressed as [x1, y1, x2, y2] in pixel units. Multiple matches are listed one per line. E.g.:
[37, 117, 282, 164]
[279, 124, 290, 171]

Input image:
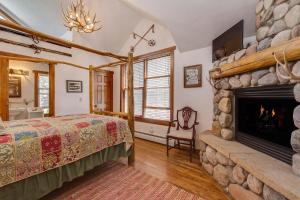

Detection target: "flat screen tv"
[212, 20, 244, 62]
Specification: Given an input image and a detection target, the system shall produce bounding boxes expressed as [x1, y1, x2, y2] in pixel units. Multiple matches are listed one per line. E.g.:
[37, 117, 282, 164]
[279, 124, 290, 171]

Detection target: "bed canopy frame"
[0, 19, 135, 164]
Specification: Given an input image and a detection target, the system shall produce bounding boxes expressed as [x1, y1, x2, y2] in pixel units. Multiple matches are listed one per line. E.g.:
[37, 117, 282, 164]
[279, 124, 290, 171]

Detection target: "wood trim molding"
[210, 37, 300, 79]
[89, 65, 94, 113]
[0, 58, 9, 121]
[49, 63, 55, 117]
[33, 70, 49, 107]
[0, 51, 88, 70]
[94, 61, 127, 70]
[93, 46, 177, 70]
[135, 117, 171, 126]
[32, 70, 48, 74]
[134, 46, 176, 61]
[170, 50, 174, 121]
[33, 71, 39, 107]
[120, 48, 175, 125]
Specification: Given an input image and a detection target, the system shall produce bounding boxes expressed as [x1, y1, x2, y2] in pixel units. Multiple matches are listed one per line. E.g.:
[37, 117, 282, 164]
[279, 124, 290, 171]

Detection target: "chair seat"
[167, 130, 193, 140]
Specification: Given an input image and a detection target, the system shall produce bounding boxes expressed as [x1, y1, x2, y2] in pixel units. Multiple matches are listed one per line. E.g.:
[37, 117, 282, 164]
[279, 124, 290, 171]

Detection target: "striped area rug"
[51, 162, 204, 200]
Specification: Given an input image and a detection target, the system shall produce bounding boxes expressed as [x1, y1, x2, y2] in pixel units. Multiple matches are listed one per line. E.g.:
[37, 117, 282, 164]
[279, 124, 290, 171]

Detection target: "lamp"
[62, 0, 101, 33]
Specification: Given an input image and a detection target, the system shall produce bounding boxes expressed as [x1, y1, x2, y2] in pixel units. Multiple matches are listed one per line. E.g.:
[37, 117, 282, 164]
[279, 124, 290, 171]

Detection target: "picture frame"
[8, 76, 22, 98]
[66, 80, 83, 93]
[184, 65, 202, 88]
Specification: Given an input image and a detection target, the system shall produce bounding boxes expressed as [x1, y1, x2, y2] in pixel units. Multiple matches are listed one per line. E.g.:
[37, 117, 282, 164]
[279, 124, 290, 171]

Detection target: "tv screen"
[212, 20, 244, 62]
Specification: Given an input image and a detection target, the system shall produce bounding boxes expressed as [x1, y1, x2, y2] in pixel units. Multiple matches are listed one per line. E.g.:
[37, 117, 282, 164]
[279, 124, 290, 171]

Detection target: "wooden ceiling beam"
[0, 51, 88, 70]
[0, 19, 128, 62]
[93, 61, 127, 70]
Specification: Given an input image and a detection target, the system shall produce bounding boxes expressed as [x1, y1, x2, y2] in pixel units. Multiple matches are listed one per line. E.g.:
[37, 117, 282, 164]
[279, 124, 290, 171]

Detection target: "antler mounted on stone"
[207, 75, 222, 90]
[273, 49, 300, 80]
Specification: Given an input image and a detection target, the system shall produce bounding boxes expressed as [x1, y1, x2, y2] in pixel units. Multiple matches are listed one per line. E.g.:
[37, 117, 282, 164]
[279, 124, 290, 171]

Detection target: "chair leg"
[177, 139, 181, 149]
[193, 139, 196, 152]
[166, 137, 169, 157]
[189, 140, 192, 162]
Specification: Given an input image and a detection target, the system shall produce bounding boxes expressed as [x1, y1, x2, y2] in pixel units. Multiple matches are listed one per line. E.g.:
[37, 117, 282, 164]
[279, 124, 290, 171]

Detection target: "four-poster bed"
[0, 19, 135, 199]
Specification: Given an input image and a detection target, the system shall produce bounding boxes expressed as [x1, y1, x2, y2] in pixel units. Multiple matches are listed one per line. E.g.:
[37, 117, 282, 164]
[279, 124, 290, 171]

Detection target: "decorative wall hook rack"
[0, 37, 72, 57]
[130, 24, 155, 52]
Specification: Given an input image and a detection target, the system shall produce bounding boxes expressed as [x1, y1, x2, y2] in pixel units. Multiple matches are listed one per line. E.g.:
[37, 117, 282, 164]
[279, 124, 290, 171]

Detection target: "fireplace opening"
[235, 84, 297, 165]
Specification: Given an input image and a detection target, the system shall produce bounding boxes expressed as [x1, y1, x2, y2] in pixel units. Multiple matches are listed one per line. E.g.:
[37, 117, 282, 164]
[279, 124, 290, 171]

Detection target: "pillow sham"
[0, 117, 5, 130]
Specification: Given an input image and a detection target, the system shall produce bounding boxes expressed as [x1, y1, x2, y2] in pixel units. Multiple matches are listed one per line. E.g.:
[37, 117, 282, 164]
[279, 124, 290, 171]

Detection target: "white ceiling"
[122, 0, 257, 52]
[0, 0, 257, 53]
[0, 0, 66, 37]
[0, 0, 142, 53]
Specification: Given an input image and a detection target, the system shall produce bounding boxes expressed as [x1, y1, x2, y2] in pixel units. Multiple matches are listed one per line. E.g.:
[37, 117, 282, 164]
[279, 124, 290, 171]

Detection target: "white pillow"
[0, 117, 6, 130]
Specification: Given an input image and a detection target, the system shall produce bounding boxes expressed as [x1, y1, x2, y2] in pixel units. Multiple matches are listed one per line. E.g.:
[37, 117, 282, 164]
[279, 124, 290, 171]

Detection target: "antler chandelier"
[62, 0, 101, 33]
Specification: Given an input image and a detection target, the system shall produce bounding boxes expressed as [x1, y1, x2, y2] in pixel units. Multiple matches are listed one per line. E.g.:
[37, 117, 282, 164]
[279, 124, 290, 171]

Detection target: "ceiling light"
[62, 0, 101, 33]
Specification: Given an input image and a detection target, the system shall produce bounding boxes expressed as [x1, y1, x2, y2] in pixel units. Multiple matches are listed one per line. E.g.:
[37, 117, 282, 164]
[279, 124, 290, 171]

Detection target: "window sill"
[135, 117, 171, 126]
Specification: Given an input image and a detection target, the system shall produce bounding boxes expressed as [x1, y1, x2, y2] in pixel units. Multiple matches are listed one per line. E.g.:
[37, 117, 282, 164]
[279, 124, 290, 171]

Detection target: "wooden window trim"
[120, 46, 175, 126]
[135, 117, 170, 126]
[134, 46, 176, 62]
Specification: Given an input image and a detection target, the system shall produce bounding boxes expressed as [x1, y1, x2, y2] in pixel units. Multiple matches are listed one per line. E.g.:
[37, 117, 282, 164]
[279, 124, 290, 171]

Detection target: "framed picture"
[8, 76, 22, 98]
[66, 80, 83, 93]
[184, 65, 202, 88]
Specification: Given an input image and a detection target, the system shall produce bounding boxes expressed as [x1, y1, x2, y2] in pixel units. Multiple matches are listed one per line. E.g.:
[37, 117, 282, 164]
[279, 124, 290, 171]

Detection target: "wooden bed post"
[49, 63, 55, 117]
[127, 52, 135, 165]
[89, 65, 94, 113]
[0, 58, 9, 121]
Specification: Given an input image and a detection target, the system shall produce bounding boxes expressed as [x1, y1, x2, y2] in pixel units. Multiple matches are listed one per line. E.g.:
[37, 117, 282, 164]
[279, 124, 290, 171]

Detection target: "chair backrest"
[176, 107, 197, 130]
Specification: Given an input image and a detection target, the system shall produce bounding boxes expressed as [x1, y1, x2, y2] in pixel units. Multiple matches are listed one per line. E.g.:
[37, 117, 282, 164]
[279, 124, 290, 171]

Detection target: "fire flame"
[259, 105, 276, 118]
[260, 105, 265, 117]
[272, 109, 276, 117]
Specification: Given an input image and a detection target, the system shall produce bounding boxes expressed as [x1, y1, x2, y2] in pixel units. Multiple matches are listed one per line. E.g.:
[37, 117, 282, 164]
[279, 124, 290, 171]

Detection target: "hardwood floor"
[132, 138, 230, 200]
[44, 138, 230, 200]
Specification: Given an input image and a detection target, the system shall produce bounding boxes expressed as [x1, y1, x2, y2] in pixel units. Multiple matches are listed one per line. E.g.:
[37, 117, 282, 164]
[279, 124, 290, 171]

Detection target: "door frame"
[0, 54, 56, 120]
[93, 69, 114, 112]
[0, 58, 9, 120]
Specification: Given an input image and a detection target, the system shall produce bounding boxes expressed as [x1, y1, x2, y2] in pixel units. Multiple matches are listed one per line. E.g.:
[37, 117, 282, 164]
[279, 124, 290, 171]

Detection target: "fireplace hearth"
[235, 84, 297, 165]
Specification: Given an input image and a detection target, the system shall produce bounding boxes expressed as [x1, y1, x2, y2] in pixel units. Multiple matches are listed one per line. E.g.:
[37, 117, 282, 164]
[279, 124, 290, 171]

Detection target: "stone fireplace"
[235, 84, 297, 165]
[198, 0, 300, 199]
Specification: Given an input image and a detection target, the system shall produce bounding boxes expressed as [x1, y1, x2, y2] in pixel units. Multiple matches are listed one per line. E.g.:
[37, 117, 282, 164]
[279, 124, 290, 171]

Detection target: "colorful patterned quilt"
[0, 114, 133, 187]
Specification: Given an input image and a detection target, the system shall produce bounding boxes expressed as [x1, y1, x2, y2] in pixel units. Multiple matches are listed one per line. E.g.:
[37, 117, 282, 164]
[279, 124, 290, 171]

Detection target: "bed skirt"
[0, 142, 131, 200]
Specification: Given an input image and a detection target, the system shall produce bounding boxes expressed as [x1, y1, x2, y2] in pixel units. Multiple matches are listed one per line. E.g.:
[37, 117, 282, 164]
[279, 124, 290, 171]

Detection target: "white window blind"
[122, 54, 172, 122]
[145, 56, 171, 120]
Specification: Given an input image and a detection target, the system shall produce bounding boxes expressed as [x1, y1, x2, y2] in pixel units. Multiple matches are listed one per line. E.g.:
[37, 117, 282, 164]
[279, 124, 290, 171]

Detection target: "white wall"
[116, 18, 256, 147]
[119, 18, 175, 55]
[55, 64, 90, 116]
[132, 47, 214, 147]
[115, 19, 214, 147]
[8, 60, 49, 108]
[0, 30, 108, 116]
[174, 47, 213, 136]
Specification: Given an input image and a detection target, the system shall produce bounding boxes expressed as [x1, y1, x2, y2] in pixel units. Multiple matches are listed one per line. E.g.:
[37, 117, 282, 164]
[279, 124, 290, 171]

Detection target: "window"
[121, 47, 175, 125]
[34, 71, 49, 115]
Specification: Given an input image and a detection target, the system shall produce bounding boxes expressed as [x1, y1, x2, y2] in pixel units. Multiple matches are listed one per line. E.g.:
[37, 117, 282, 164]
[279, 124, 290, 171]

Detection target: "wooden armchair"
[166, 107, 199, 162]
